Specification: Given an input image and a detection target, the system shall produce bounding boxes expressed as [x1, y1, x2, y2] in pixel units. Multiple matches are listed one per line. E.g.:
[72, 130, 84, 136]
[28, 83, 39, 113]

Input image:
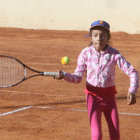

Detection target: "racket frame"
[0, 55, 58, 87]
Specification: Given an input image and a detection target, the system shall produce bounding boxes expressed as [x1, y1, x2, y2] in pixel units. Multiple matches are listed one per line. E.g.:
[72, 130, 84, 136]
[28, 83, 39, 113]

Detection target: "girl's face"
[91, 29, 109, 52]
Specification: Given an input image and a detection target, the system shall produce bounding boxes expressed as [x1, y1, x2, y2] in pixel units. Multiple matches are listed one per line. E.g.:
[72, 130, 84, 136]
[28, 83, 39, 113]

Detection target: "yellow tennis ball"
[61, 56, 70, 65]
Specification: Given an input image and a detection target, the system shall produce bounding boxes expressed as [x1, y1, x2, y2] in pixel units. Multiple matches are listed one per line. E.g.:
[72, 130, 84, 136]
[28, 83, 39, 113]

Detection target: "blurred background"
[0, 0, 139, 33]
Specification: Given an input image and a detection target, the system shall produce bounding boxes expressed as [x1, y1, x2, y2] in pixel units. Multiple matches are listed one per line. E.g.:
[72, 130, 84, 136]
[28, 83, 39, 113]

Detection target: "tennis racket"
[0, 55, 59, 87]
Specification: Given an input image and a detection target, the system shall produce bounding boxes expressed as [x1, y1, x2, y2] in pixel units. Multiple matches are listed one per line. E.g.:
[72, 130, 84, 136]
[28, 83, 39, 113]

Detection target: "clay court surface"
[0, 28, 139, 140]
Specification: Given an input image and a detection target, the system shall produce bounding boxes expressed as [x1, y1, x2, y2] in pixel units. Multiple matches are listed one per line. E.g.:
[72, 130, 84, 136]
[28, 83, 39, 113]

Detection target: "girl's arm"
[116, 53, 139, 105]
[54, 49, 87, 83]
[117, 54, 139, 94]
[64, 49, 87, 83]
[116, 53, 139, 94]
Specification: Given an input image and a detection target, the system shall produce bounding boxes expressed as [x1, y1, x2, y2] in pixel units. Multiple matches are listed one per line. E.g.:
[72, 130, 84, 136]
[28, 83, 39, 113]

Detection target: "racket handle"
[42, 72, 59, 76]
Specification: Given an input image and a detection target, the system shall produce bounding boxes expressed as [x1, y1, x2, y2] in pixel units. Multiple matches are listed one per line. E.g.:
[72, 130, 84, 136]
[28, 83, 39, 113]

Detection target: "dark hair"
[88, 26, 111, 46]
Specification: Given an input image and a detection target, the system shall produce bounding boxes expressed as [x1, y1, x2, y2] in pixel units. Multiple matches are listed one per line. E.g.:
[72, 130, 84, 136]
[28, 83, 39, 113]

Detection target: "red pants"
[86, 94, 120, 140]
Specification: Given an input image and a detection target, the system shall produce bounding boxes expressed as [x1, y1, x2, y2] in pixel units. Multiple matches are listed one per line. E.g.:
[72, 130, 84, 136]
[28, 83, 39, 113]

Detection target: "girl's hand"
[127, 92, 136, 105]
[54, 70, 65, 80]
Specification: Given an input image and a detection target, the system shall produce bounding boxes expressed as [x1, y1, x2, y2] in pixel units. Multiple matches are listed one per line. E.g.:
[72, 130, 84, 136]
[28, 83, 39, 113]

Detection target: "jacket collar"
[90, 44, 110, 56]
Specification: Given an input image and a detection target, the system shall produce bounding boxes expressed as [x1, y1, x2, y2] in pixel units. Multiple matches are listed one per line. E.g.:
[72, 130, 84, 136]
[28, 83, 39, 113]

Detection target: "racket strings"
[0, 57, 25, 87]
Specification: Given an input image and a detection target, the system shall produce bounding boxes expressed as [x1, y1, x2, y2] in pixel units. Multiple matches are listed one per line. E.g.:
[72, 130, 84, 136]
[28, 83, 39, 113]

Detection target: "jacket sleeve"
[64, 49, 87, 83]
[116, 53, 139, 94]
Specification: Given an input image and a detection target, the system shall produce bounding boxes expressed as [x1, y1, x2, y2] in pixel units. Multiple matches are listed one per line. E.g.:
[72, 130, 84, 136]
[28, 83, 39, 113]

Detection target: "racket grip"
[42, 72, 59, 76]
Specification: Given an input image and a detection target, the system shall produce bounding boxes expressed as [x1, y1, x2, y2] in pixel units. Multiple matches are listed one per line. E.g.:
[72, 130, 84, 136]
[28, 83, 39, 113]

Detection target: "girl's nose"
[97, 35, 102, 41]
[97, 35, 104, 41]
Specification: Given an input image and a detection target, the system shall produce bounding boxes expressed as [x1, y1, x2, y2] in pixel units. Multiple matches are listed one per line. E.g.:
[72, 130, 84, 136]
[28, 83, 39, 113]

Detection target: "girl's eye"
[101, 35, 105, 38]
[93, 34, 106, 38]
[93, 34, 98, 37]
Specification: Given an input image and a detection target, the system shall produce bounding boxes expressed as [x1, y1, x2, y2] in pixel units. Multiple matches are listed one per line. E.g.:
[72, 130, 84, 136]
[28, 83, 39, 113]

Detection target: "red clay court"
[0, 28, 139, 140]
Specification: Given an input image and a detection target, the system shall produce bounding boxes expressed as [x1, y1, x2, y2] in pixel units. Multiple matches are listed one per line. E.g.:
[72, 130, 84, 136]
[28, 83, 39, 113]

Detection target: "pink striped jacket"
[64, 45, 139, 94]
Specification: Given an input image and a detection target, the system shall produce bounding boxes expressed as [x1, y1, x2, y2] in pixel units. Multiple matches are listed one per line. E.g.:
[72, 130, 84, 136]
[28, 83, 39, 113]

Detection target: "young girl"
[54, 20, 139, 140]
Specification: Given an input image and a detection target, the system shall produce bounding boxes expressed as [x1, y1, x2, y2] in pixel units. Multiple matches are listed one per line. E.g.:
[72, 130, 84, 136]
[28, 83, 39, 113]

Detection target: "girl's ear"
[89, 29, 92, 37]
[89, 33, 92, 37]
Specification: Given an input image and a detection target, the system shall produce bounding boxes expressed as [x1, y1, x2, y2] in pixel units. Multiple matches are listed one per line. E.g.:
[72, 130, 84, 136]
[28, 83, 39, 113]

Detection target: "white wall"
[0, 0, 139, 33]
